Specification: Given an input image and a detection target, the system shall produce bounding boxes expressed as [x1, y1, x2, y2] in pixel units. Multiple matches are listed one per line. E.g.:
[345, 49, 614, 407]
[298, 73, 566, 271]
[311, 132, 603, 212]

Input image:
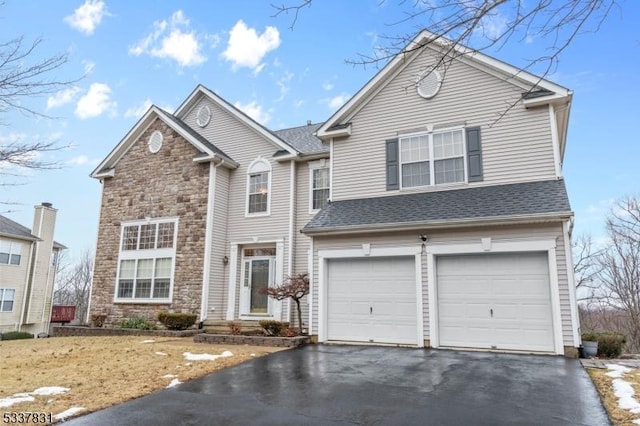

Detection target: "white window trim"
[317, 245, 424, 347]
[0, 288, 16, 312]
[398, 126, 468, 190]
[114, 217, 179, 304]
[245, 157, 272, 217]
[0, 240, 23, 267]
[425, 238, 564, 355]
[308, 159, 330, 214]
[226, 239, 284, 321]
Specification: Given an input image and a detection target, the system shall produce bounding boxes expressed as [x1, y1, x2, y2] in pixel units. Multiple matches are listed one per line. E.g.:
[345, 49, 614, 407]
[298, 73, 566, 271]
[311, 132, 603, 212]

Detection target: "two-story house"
[0, 203, 65, 336]
[89, 31, 580, 356]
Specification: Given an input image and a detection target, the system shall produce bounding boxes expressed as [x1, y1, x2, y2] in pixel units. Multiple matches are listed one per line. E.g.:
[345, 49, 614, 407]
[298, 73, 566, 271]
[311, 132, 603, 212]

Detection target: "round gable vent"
[196, 105, 211, 128]
[416, 69, 443, 99]
[148, 130, 163, 153]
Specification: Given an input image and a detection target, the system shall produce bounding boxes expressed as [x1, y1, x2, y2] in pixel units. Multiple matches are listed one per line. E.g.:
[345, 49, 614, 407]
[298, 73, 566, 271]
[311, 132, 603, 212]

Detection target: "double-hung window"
[116, 218, 177, 302]
[310, 164, 330, 212]
[0, 288, 15, 312]
[246, 159, 271, 216]
[0, 240, 22, 266]
[400, 128, 466, 188]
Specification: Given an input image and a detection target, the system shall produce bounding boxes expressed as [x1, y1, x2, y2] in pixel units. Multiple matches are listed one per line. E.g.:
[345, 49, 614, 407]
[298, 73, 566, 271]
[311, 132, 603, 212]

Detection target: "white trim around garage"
[426, 237, 564, 355]
[317, 245, 424, 347]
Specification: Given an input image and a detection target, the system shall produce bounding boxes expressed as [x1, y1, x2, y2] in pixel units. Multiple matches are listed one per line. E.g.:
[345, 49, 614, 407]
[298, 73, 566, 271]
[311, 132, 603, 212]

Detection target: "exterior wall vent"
[196, 105, 212, 128]
[148, 130, 163, 153]
[416, 69, 443, 99]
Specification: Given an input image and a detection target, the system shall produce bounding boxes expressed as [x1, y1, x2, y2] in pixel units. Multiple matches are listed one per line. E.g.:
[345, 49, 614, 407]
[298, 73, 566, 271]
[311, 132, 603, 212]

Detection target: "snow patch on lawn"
[166, 378, 182, 388]
[162, 374, 177, 379]
[54, 407, 85, 421]
[0, 395, 35, 408]
[32, 386, 70, 396]
[183, 351, 233, 361]
[0, 386, 70, 408]
[606, 364, 640, 416]
[155, 351, 168, 356]
[633, 419, 640, 425]
[141, 339, 155, 343]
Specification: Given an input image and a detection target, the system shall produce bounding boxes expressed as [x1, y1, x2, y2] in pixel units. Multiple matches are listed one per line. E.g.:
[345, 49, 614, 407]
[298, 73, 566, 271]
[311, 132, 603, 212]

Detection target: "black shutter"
[386, 138, 399, 190]
[466, 127, 483, 182]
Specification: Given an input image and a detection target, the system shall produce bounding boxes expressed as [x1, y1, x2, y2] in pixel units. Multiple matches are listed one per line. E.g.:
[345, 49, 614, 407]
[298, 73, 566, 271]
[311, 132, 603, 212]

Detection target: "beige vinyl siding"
[311, 223, 576, 347]
[26, 210, 57, 327]
[207, 167, 230, 320]
[0, 238, 31, 332]
[183, 97, 292, 318]
[332, 47, 556, 201]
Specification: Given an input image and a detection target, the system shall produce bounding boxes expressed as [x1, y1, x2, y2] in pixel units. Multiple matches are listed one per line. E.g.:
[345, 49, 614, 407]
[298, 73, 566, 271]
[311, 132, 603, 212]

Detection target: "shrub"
[157, 312, 197, 331]
[259, 320, 285, 336]
[597, 332, 627, 358]
[228, 321, 242, 335]
[581, 332, 599, 342]
[121, 316, 156, 330]
[1, 331, 34, 341]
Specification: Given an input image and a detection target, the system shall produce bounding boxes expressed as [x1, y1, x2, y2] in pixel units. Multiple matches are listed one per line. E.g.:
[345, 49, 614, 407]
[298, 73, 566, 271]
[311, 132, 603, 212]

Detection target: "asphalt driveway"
[67, 345, 609, 425]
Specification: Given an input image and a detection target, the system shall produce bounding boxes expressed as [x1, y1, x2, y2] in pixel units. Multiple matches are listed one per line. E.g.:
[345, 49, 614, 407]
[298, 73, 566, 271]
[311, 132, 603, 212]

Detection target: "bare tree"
[274, 1, 617, 73]
[595, 196, 640, 351]
[263, 273, 309, 333]
[0, 23, 80, 191]
[54, 249, 94, 324]
[573, 234, 603, 301]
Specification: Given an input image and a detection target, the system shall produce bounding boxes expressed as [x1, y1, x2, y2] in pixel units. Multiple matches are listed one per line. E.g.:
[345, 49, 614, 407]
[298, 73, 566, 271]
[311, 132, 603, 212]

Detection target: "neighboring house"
[89, 31, 580, 356]
[0, 203, 65, 335]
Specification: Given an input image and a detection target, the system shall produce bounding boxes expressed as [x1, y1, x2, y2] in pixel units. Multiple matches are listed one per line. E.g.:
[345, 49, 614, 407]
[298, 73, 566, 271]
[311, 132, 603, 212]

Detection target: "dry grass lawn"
[0, 336, 284, 423]
[588, 366, 640, 426]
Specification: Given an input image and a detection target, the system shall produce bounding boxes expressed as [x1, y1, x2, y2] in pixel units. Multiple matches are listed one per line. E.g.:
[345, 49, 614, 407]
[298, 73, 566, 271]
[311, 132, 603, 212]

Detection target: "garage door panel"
[437, 253, 554, 353]
[327, 256, 417, 345]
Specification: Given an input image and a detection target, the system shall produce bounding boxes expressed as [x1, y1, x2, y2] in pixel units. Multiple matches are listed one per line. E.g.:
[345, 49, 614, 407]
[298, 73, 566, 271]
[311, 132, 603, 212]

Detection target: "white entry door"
[326, 256, 418, 345]
[437, 252, 554, 352]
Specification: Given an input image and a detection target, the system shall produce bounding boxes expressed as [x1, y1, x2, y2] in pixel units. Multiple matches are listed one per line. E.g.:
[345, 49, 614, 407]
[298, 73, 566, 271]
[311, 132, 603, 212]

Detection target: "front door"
[240, 247, 276, 317]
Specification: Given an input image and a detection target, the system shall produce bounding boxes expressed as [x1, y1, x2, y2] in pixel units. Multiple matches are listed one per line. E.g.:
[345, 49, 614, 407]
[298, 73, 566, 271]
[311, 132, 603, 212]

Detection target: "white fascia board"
[302, 212, 574, 236]
[317, 30, 571, 138]
[90, 107, 156, 179]
[316, 124, 351, 140]
[178, 85, 299, 156]
[523, 93, 573, 109]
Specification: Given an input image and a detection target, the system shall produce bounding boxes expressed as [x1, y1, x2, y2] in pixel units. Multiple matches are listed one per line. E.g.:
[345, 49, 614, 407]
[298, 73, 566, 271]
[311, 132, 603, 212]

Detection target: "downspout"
[199, 161, 217, 325]
[287, 160, 296, 321]
[18, 242, 35, 332]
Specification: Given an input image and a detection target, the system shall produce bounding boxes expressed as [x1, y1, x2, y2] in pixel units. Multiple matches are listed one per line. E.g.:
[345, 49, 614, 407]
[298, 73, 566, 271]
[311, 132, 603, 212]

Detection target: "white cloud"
[322, 81, 334, 91]
[327, 93, 350, 110]
[68, 155, 100, 166]
[234, 100, 272, 125]
[124, 98, 153, 118]
[222, 20, 280, 71]
[478, 11, 509, 41]
[47, 87, 81, 110]
[75, 83, 116, 119]
[64, 0, 109, 35]
[129, 10, 206, 67]
[293, 99, 305, 108]
[275, 71, 294, 102]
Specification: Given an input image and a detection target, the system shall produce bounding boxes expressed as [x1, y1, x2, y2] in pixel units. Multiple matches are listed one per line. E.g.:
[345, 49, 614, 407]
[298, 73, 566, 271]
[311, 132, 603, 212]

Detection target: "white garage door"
[327, 256, 418, 345]
[437, 252, 554, 352]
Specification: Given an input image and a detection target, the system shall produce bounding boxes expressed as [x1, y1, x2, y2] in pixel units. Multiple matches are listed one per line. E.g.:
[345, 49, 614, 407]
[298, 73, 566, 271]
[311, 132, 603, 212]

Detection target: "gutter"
[301, 212, 574, 236]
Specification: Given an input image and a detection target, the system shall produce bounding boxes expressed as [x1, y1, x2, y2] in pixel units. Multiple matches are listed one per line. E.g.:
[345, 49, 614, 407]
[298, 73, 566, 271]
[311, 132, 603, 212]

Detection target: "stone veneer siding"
[91, 118, 210, 327]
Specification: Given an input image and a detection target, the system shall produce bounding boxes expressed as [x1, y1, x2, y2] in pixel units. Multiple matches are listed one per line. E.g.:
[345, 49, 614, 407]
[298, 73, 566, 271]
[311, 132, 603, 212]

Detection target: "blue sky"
[1, 0, 638, 262]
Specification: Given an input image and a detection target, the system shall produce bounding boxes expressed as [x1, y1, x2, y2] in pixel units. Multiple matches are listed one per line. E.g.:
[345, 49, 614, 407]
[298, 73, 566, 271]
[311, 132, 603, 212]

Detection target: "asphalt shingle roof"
[0, 214, 37, 240]
[303, 179, 572, 234]
[274, 123, 328, 155]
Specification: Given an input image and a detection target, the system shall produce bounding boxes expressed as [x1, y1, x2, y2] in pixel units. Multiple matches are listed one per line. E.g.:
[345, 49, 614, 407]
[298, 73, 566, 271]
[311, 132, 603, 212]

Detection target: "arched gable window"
[246, 158, 271, 216]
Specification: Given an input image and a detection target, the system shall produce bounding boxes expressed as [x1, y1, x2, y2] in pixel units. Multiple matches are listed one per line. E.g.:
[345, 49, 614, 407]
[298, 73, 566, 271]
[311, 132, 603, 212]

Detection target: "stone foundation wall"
[90, 117, 209, 326]
[194, 333, 310, 348]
